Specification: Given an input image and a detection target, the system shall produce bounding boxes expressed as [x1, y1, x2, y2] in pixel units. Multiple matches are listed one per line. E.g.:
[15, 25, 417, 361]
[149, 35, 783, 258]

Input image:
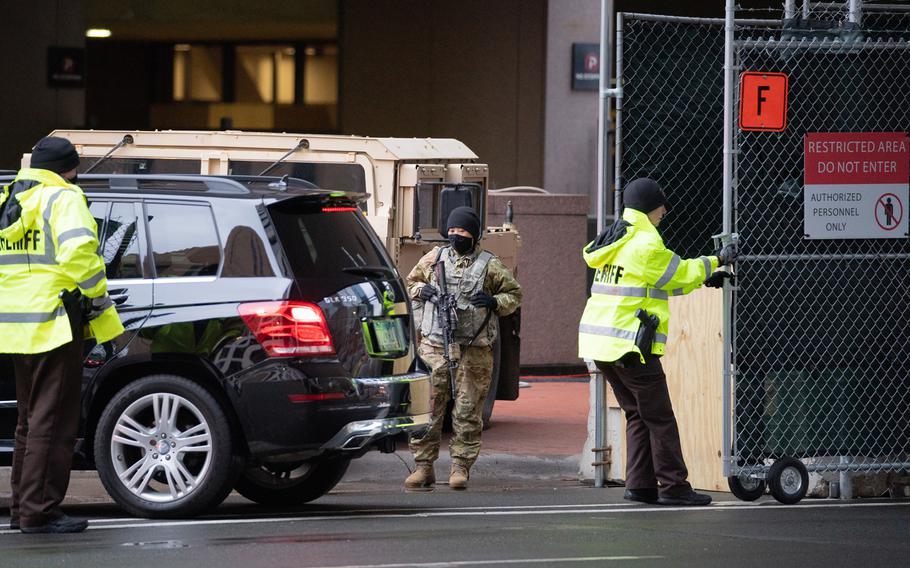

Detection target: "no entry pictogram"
[875, 193, 904, 231]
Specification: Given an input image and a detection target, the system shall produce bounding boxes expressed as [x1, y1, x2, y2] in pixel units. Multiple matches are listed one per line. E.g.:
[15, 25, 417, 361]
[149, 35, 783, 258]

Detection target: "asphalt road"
[2, 481, 908, 568]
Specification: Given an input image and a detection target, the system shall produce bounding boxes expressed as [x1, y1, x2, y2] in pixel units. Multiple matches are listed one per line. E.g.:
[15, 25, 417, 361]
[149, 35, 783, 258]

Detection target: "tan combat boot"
[404, 461, 436, 491]
[449, 460, 470, 490]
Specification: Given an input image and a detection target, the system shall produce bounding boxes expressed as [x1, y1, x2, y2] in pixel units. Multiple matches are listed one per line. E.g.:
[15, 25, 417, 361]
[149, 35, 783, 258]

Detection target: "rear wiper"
[342, 265, 395, 278]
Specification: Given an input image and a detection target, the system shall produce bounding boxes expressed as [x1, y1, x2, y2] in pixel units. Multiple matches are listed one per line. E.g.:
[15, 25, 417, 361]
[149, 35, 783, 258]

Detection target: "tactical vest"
[420, 246, 498, 347]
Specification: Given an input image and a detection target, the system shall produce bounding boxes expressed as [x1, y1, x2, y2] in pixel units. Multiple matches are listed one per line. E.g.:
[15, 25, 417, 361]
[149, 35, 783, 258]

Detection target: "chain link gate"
[731, 4, 910, 503]
[616, 4, 910, 503]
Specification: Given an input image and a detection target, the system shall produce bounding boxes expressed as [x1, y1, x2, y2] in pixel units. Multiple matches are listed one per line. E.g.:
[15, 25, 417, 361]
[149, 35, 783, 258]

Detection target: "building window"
[236, 45, 282, 104]
[172, 44, 223, 102]
[171, 42, 336, 106]
[304, 45, 338, 105]
[163, 41, 338, 131]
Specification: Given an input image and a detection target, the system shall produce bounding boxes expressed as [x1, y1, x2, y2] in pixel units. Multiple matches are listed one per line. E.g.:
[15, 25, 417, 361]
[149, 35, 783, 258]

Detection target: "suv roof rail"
[78, 174, 251, 194]
[0, 173, 368, 200]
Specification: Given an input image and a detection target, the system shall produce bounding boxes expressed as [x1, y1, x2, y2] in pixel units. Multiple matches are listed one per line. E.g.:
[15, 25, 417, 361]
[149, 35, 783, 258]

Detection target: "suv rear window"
[268, 200, 391, 295]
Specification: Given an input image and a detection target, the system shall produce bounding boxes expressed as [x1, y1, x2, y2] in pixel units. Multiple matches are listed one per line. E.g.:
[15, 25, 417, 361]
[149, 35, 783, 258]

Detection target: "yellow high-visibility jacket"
[578, 207, 719, 363]
[0, 168, 124, 354]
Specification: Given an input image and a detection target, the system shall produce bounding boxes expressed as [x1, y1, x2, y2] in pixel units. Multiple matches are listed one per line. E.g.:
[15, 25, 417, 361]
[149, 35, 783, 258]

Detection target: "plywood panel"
[663, 288, 726, 491]
[603, 288, 726, 490]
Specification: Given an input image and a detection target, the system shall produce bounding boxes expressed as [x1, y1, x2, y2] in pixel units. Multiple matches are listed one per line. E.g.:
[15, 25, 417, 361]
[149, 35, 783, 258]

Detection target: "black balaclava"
[30, 136, 80, 175]
[446, 206, 481, 254]
[622, 177, 668, 214]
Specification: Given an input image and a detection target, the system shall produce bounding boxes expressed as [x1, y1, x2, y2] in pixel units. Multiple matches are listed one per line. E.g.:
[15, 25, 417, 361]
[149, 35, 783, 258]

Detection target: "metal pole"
[840, 456, 854, 499]
[613, 12, 624, 216]
[848, 0, 863, 25]
[622, 13, 779, 26]
[593, 365, 605, 488]
[721, 0, 735, 478]
[784, 0, 797, 20]
[593, 0, 616, 489]
[596, 0, 614, 233]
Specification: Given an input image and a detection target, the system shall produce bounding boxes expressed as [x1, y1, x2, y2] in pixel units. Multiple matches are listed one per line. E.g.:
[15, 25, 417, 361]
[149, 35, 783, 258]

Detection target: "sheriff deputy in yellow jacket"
[579, 178, 736, 507]
[0, 136, 124, 533]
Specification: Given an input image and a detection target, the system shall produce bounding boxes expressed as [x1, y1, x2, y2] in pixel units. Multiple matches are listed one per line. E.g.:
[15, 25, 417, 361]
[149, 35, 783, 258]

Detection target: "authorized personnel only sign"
[804, 132, 909, 239]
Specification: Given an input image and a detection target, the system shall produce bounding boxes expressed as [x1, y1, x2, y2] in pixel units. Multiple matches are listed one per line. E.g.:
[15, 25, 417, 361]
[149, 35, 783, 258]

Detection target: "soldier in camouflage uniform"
[405, 206, 522, 491]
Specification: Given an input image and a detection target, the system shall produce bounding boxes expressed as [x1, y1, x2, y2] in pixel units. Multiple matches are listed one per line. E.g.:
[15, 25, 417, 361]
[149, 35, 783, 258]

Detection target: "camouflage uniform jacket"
[408, 244, 521, 348]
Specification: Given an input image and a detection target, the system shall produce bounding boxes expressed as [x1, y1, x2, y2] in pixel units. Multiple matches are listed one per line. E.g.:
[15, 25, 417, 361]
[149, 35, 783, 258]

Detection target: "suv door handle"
[109, 288, 130, 306]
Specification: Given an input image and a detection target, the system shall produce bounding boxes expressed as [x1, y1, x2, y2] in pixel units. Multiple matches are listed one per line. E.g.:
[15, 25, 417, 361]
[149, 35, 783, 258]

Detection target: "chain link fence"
[618, 3, 910, 484]
[733, 3, 910, 476]
[618, 14, 726, 259]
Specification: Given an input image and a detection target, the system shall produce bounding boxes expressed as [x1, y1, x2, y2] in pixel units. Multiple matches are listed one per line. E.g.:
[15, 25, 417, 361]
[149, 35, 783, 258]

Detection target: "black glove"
[83, 294, 113, 321]
[704, 270, 734, 289]
[470, 291, 497, 311]
[716, 243, 738, 265]
[418, 284, 437, 301]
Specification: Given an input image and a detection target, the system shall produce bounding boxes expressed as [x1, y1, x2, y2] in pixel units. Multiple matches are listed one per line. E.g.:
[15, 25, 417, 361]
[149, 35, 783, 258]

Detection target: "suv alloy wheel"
[94, 374, 239, 518]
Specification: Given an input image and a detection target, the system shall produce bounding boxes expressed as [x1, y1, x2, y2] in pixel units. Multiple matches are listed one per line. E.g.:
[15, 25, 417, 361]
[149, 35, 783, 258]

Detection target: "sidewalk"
[0, 381, 592, 505]
[346, 380, 590, 487]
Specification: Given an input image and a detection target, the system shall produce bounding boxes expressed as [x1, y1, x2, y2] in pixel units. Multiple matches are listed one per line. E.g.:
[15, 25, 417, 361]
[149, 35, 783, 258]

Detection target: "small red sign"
[739, 72, 788, 132]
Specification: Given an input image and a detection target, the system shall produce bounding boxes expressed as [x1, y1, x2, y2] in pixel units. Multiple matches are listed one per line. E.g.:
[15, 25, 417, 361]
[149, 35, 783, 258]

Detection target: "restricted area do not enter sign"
[804, 132, 909, 239]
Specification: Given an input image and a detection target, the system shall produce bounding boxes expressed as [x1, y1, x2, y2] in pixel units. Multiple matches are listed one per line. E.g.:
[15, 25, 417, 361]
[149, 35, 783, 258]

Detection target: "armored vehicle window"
[101, 203, 142, 279]
[229, 161, 366, 194]
[146, 203, 221, 278]
[77, 158, 199, 175]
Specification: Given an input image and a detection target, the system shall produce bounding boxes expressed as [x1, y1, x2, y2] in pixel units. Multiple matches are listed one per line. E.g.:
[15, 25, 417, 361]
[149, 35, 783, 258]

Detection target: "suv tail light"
[238, 301, 336, 357]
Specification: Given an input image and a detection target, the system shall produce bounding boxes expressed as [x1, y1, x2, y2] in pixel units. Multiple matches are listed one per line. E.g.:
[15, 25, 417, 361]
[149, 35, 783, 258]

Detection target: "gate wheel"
[728, 474, 766, 501]
[768, 457, 809, 504]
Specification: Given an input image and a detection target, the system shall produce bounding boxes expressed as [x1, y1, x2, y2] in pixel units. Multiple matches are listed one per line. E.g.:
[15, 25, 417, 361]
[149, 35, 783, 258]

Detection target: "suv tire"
[94, 374, 238, 518]
[235, 457, 351, 505]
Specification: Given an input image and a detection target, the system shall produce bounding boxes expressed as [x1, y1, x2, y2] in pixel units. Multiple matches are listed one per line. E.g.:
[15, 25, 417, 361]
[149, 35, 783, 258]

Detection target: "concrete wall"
[339, 0, 546, 189]
[543, 0, 601, 209]
[488, 193, 588, 367]
[0, 1, 86, 169]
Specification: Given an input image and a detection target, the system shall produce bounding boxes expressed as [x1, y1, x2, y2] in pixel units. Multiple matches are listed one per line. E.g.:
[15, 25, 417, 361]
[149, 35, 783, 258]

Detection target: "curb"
[0, 452, 584, 506]
[344, 451, 584, 484]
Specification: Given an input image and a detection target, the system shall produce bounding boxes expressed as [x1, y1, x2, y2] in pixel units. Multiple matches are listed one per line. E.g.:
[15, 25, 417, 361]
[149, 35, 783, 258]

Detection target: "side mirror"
[437, 184, 478, 238]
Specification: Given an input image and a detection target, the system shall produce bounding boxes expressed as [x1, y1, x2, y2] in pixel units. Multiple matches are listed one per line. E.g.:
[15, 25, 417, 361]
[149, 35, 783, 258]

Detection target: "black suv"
[0, 174, 430, 518]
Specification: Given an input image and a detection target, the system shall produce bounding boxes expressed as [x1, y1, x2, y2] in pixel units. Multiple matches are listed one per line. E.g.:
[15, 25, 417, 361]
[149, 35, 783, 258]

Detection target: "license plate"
[372, 318, 405, 353]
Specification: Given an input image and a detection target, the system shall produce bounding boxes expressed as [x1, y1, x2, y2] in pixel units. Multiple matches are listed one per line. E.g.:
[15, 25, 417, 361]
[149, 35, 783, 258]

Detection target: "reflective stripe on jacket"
[0, 168, 124, 354]
[578, 208, 718, 363]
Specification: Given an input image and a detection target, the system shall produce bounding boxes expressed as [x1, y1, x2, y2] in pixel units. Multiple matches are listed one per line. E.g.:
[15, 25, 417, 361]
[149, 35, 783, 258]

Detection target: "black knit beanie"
[30, 136, 80, 174]
[446, 206, 481, 239]
[622, 177, 668, 214]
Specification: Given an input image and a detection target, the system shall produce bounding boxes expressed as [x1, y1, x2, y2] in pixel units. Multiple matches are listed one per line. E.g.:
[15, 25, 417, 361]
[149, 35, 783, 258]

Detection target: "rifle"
[433, 251, 459, 400]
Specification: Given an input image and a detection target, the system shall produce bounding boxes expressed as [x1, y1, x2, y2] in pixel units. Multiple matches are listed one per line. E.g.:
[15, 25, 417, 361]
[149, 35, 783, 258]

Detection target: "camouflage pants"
[409, 341, 494, 466]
